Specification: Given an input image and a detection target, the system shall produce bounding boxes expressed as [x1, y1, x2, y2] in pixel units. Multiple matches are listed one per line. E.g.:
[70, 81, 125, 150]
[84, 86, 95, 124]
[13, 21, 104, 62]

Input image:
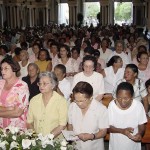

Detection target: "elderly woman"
[72, 55, 105, 101]
[113, 64, 149, 113]
[68, 81, 108, 150]
[0, 55, 29, 129]
[27, 72, 68, 136]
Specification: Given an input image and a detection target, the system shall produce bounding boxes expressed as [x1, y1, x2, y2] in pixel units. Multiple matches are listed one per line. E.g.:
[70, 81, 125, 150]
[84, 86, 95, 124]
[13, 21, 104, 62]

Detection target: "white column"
[10, 6, 13, 28]
[16, 6, 20, 28]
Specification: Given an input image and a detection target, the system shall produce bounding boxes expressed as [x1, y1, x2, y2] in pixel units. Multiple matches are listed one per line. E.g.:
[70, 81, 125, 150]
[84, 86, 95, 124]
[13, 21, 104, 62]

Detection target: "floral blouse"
[0, 79, 29, 129]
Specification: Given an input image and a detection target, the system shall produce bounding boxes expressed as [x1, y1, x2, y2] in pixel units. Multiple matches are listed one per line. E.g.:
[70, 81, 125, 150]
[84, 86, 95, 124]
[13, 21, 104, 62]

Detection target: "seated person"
[22, 63, 40, 101]
[54, 64, 71, 100]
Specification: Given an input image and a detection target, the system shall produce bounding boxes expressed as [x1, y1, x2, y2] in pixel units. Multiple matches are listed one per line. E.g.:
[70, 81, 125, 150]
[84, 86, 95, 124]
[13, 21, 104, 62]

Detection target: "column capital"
[100, 0, 109, 6]
[68, 0, 78, 6]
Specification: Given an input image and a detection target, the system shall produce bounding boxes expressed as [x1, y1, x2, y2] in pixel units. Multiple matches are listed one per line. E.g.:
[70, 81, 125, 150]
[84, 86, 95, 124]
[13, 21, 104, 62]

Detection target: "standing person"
[22, 63, 40, 101]
[27, 72, 68, 136]
[72, 55, 105, 101]
[0, 55, 29, 129]
[68, 81, 108, 150]
[108, 82, 147, 150]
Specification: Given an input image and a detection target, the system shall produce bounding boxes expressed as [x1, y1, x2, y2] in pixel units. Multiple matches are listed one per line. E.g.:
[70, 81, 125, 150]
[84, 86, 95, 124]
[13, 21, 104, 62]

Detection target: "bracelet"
[92, 133, 96, 140]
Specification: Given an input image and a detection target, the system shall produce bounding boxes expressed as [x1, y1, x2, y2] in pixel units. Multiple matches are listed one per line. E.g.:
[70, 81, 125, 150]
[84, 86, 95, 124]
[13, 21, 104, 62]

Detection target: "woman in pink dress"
[0, 55, 29, 129]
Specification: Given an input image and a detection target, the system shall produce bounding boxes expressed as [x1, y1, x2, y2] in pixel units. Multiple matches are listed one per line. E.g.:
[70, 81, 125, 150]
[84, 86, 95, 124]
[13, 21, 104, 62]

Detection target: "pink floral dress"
[0, 79, 29, 129]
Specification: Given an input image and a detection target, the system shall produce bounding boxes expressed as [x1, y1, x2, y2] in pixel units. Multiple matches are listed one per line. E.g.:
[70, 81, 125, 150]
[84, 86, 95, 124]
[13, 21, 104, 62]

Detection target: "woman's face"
[20, 51, 28, 61]
[124, 67, 137, 82]
[116, 89, 133, 109]
[33, 45, 40, 54]
[72, 50, 79, 60]
[1, 62, 16, 80]
[115, 43, 123, 54]
[28, 65, 39, 78]
[114, 58, 123, 68]
[60, 47, 68, 58]
[138, 54, 149, 66]
[38, 76, 53, 94]
[39, 51, 47, 61]
[83, 60, 94, 75]
[74, 92, 91, 109]
[54, 68, 65, 81]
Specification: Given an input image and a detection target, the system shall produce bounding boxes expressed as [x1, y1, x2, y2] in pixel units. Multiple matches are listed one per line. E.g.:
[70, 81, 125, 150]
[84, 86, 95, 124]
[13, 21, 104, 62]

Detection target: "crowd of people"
[0, 23, 150, 150]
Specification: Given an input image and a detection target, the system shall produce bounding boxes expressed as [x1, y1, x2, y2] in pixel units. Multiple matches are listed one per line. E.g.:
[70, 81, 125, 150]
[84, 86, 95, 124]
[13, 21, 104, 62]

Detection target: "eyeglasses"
[37, 82, 51, 87]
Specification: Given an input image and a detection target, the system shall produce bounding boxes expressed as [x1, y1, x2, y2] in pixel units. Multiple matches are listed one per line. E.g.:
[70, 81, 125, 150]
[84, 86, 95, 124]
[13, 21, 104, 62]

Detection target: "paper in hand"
[62, 130, 79, 141]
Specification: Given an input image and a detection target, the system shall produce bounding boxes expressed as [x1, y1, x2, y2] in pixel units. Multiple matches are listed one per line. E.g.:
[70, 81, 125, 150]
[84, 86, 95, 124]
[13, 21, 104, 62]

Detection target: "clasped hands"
[122, 127, 142, 142]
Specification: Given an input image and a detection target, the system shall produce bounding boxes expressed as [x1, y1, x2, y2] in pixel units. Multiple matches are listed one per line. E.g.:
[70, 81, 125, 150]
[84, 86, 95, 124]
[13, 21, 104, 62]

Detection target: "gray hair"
[115, 40, 125, 49]
[39, 71, 58, 88]
[28, 63, 39, 71]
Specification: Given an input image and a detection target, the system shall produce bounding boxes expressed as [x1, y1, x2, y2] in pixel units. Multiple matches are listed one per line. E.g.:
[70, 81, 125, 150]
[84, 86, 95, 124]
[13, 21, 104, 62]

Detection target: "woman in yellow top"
[27, 72, 68, 136]
[35, 49, 52, 72]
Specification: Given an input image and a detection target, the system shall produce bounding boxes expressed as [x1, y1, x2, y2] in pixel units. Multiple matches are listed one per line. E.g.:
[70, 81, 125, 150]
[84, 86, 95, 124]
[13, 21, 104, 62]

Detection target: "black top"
[22, 76, 40, 101]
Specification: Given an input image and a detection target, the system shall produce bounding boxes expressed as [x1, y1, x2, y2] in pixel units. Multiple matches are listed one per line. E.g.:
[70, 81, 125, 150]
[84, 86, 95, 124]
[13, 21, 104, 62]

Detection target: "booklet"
[62, 130, 79, 141]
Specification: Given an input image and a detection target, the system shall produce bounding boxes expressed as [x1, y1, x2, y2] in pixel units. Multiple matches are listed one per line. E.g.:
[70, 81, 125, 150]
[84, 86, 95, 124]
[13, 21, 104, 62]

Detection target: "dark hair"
[32, 43, 41, 50]
[0, 45, 9, 53]
[116, 82, 134, 97]
[20, 42, 28, 50]
[137, 51, 148, 63]
[137, 45, 147, 52]
[58, 44, 71, 58]
[84, 46, 94, 55]
[107, 55, 122, 67]
[50, 41, 58, 48]
[83, 40, 91, 47]
[1, 55, 20, 76]
[93, 49, 100, 57]
[14, 47, 22, 56]
[73, 81, 93, 98]
[82, 55, 97, 71]
[125, 64, 138, 76]
[38, 49, 51, 61]
[54, 64, 66, 74]
[71, 46, 80, 55]
[145, 79, 150, 89]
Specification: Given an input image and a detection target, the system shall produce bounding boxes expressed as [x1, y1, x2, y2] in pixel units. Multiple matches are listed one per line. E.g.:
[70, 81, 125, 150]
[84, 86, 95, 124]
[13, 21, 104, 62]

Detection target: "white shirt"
[19, 61, 30, 78]
[68, 99, 109, 150]
[108, 100, 147, 150]
[107, 51, 131, 67]
[72, 72, 105, 99]
[58, 78, 71, 100]
[104, 66, 125, 93]
[99, 48, 112, 63]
